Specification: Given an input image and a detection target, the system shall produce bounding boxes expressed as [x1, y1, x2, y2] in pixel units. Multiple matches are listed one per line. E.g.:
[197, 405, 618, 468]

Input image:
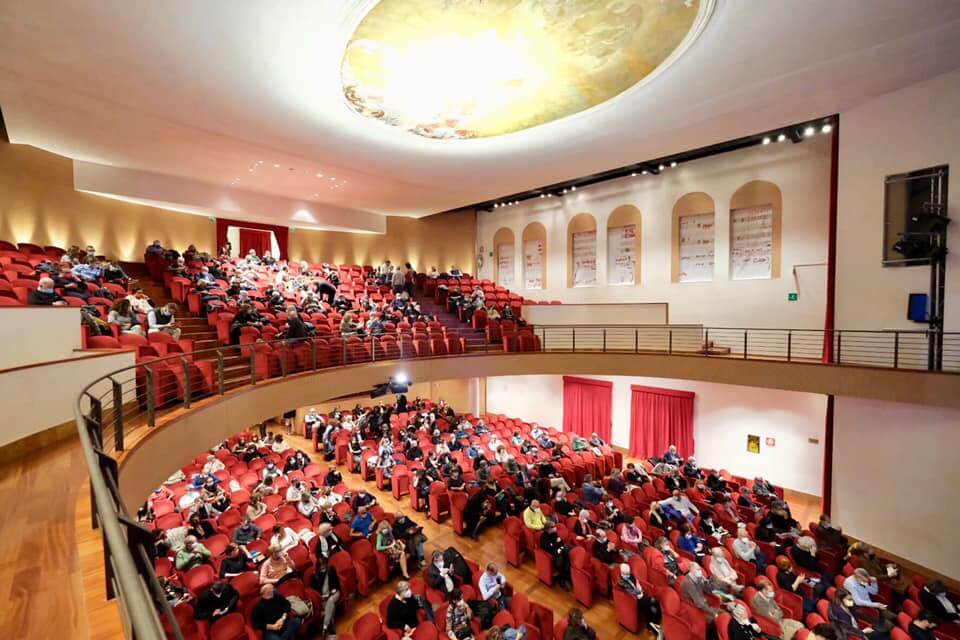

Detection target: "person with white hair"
[202, 454, 225, 474]
[662, 444, 682, 466]
[175, 535, 211, 571]
[27, 277, 67, 305]
[727, 602, 765, 640]
[707, 547, 743, 594]
[618, 563, 662, 636]
[733, 523, 768, 571]
[679, 564, 722, 622]
[752, 578, 805, 640]
[259, 544, 295, 586]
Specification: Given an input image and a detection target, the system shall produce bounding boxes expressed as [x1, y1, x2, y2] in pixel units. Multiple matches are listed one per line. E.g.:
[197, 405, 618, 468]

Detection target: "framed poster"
[497, 243, 515, 288]
[730, 204, 773, 280]
[747, 434, 760, 454]
[678, 212, 715, 283]
[523, 240, 544, 290]
[571, 230, 597, 287]
[607, 224, 636, 285]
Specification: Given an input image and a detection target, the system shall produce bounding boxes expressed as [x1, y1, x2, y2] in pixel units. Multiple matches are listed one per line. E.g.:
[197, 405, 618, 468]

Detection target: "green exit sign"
[787, 292, 798, 301]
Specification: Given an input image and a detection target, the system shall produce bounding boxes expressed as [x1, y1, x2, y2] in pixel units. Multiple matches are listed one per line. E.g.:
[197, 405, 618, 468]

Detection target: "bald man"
[251, 583, 301, 640]
[28, 277, 67, 306]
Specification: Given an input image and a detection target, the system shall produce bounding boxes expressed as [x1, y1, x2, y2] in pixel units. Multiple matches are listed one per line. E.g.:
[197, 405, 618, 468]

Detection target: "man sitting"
[523, 500, 547, 531]
[659, 489, 699, 522]
[751, 578, 805, 640]
[252, 584, 301, 640]
[175, 535, 211, 571]
[28, 277, 68, 305]
[618, 563, 662, 636]
[479, 562, 511, 610]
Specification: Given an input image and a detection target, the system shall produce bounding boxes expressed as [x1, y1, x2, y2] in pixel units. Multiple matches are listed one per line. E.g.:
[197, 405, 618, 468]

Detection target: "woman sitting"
[376, 520, 411, 579]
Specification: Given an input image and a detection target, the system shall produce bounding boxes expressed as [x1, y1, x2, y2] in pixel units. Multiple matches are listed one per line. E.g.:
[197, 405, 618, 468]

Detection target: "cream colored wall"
[485, 374, 826, 495]
[477, 136, 831, 328]
[287, 209, 476, 273]
[0, 142, 217, 261]
[0, 307, 83, 369]
[0, 350, 135, 448]
[833, 396, 960, 580]
[836, 69, 960, 331]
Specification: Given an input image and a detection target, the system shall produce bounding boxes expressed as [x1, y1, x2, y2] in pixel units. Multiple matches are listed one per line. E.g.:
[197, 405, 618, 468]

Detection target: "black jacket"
[28, 289, 65, 305]
[195, 585, 239, 620]
[386, 596, 421, 630]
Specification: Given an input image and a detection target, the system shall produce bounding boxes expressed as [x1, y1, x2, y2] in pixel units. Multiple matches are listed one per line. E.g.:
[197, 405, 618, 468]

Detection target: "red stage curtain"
[562, 376, 612, 442]
[238, 228, 271, 258]
[629, 385, 695, 459]
[216, 217, 289, 260]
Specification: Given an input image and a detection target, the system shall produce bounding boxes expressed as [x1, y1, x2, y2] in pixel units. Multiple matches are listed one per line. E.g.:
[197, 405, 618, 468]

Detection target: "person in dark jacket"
[909, 611, 938, 640]
[919, 581, 960, 623]
[540, 521, 571, 589]
[284, 308, 310, 341]
[386, 580, 435, 632]
[194, 580, 239, 622]
[563, 608, 596, 640]
[251, 583, 300, 640]
[310, 553, 341, 635]
[28, 278, 67, 305]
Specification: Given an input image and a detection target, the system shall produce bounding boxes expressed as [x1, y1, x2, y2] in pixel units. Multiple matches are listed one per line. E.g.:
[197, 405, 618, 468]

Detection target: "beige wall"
[478, 135, 831, 328]
[836, 69, 960, 331]
[0, 307, 83, 369]
[287, 209, 476, 273]
[0, 350, 135, 448]
[0, 142, 217, 261]
[833, 396, 960, 580]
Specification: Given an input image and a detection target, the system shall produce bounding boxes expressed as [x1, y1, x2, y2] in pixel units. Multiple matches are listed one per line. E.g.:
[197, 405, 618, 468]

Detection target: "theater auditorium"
[0, 2, 959, 640]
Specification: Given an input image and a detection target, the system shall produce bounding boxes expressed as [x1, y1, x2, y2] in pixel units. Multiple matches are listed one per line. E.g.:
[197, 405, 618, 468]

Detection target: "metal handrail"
[72, 323, 960, 639]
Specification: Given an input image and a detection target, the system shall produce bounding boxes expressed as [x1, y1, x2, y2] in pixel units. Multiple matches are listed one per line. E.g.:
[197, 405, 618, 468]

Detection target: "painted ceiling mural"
[342, 0, 702, 140]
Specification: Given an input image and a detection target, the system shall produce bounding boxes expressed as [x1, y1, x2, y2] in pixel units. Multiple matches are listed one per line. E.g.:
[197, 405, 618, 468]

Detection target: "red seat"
[428, 481, 450, 522]
[449, 491, 467, 535]
[183, 563, 216, 598]
[613, 584, 642, 632]
[350, 539, 378, 596]
[503, 516, 526, 567]
[209, 612, 249, 640]
[569, 546, 595, 607]
[352, 612, 385, 640]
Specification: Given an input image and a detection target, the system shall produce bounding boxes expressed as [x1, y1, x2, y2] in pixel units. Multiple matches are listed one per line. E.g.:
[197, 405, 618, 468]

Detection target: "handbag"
[287, 595, 313, 618]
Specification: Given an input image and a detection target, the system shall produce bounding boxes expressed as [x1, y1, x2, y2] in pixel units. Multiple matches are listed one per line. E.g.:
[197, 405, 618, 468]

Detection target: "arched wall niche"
[492, 226, 516, 288]
[729, 180, 783, 279]
[606, 205, 642, 286]
[521, 221, 548, 290]
[567, 212, 598, 288]
[671, 192, 716, 283]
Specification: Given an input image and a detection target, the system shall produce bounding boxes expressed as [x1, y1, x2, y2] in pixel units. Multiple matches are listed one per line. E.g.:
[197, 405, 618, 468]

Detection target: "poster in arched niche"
[606, 205, 642, 285]
[492, 227, 516, 288]
[567, 212, 597, 288]
[521, 221, 547, 290]
[671, 192, 716, 283]
[729, 180, 782, 280]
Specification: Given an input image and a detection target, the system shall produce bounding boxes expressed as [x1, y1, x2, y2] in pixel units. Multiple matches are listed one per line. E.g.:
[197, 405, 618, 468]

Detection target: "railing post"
[342, 339, 347, 364]
[280, 342, 288, 377]
[635, 328, 639, 353]
[603, 328, 607, 353]
[112, 377, 124, 452]
[787, 331, 793, 362]
[669, 330, 673, 355]
[836, 331, 843, 365]
[541, 327, 546, 352]
[371, 337, 376, 363]
[399, 337, 404, 358]
[216, 350, 225, 395]
[249, 349, 257, 385]
[743, 330, 748, 359]
[704, 329, 710, 356]
[145, 368, 156, 427]
[311, 340, 318, 371]
[88, 393, 104, 449]
[181, 358, 191, 409]
[572, 327, 576, 352]
[893, 332, 900, 369]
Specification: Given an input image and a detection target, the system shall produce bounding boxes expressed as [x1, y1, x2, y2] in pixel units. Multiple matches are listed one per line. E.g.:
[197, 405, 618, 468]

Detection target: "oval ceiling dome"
[342, 0, 708, 140]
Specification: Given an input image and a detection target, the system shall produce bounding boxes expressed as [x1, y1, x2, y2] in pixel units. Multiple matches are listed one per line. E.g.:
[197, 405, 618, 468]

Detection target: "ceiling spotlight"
[658, 164, 665, 171]
[631, 172, 637, 177]
[821, 124, 832, 133]
[562, 189, 568, 194]
[540, 194, 545, 198]
[804, 126, 815, 137]
[273, 163, 280, 168]
[316, 173, 323, 177]
[642, 170, 649, 175]
[670, 161, 677, 168]
[257, 160, 264, 164]
[762, 137, 771, 145]
[570, 186, 576, 191]
[777, 133, 787, 142]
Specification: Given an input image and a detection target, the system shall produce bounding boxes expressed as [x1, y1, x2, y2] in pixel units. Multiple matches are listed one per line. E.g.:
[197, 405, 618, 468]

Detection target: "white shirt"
[271, 527, 300, 553]
[479, 572, 506, 600]
[286, 485, 304, 502]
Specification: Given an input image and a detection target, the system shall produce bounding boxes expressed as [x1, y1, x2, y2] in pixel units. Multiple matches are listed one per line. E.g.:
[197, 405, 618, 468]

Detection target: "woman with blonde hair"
[376, 519, 410, 579]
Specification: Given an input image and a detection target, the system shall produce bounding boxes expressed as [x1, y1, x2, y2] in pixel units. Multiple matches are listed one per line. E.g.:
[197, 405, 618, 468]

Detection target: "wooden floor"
[0, 427, 822, 640]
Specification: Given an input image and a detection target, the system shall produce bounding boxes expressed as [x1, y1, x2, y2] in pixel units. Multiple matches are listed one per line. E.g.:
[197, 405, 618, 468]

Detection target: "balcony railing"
[73, 324, 959, 640]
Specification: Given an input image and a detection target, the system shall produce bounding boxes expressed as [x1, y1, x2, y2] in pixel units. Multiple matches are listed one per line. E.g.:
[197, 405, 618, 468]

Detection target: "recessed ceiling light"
[540, 194, 545, 198]
[257, 160, 264, 164]
[777, 133, 786, 142]
[821, 124, 832, 133]
[658, 164, 665, 171]
[316, 173, 323, 177]
[642, 170, 649, 175]
[803, 126, 815, 137]
[762, 137, 771, 145]
[273, 163, 280, 168]
[631, 172, 636, 177]
[670, 161, 677, 167]
[570, 186, 576, 191]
